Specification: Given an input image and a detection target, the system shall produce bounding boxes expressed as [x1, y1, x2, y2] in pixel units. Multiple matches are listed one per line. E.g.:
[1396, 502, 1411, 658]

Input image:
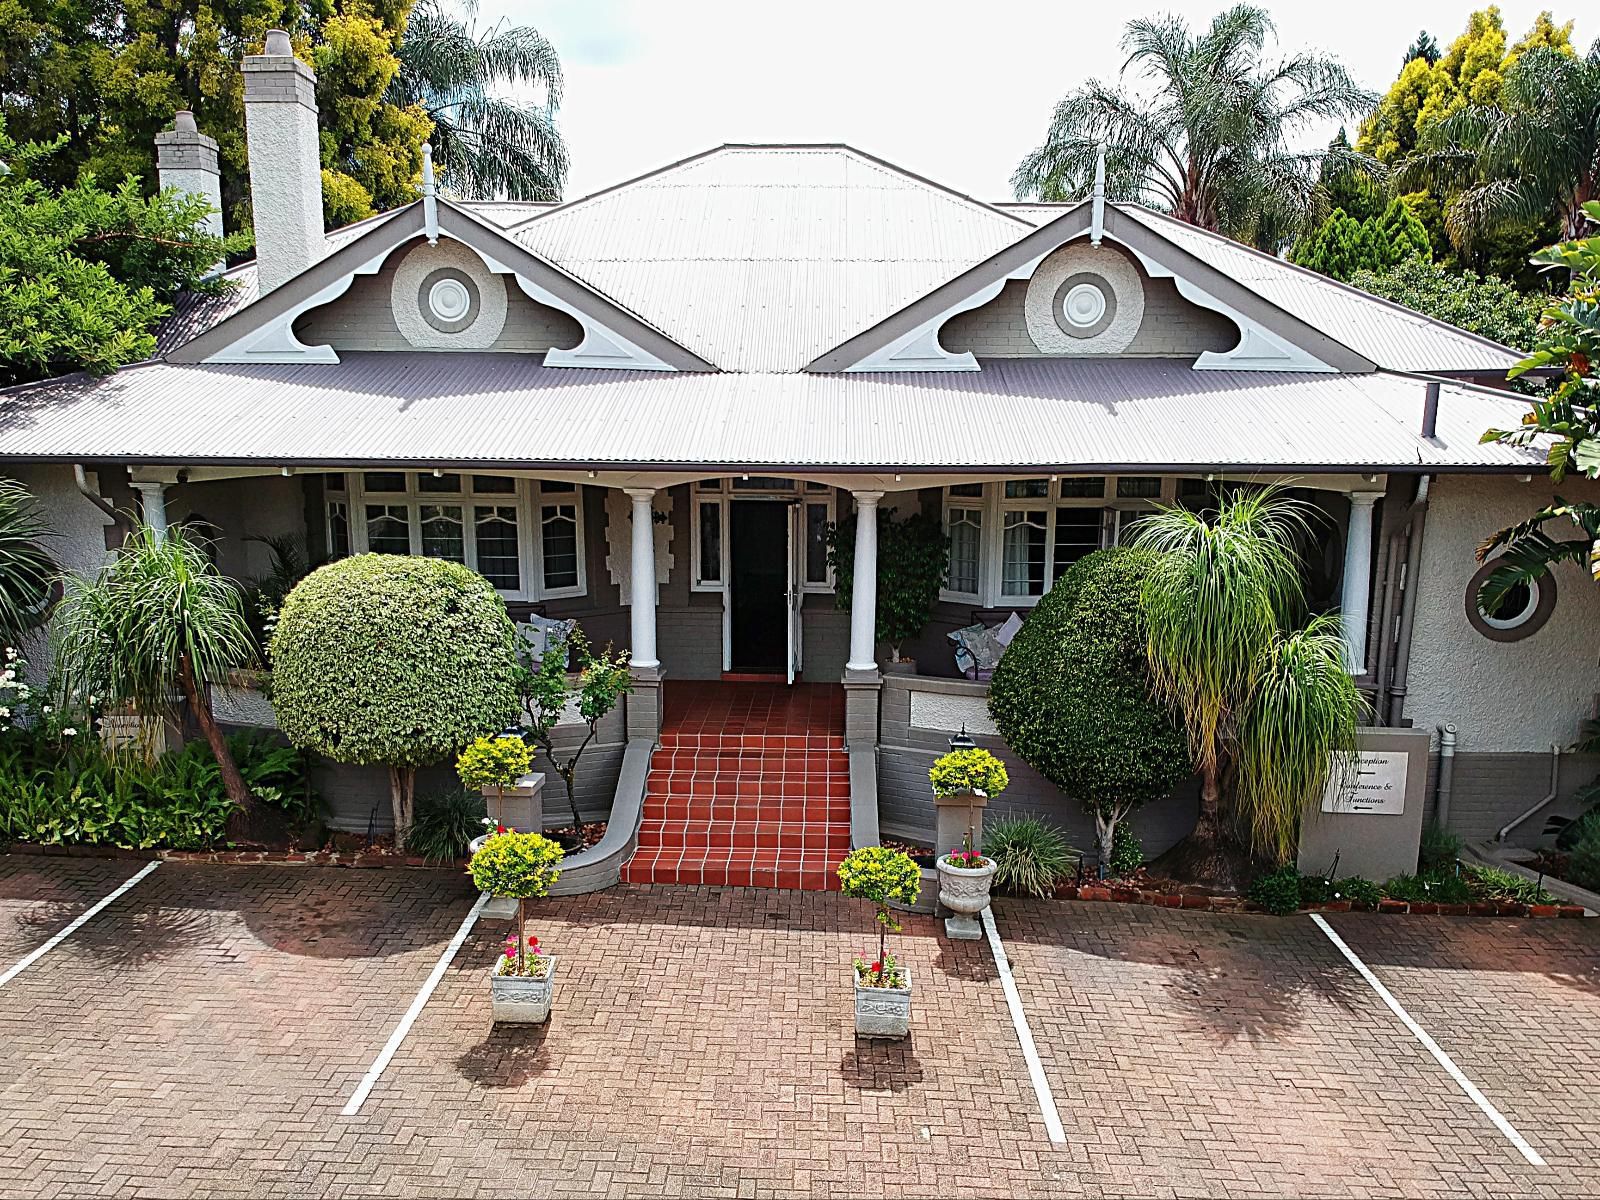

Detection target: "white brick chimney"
[154, 110, 222, 239]
[243, 29, 324, 293]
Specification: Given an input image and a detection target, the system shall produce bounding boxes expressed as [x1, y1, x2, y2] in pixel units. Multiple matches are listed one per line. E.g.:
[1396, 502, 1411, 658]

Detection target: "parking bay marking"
[1310, 912, 1546, 1168]
[342, 890, 490, 1117]
[982, 906, 1068, 1144]
[0, 860, 161, 990]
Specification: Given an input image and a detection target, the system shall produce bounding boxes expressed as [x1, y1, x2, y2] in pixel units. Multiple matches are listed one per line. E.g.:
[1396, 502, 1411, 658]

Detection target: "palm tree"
[389, 0, 568, 201]
[1414, 43, 1600, 248]
[1011, 5, 1375, 249]
[54, 524, 258, 812]
[1134, 488, 1363, 881]
[0, 478, 56, 648]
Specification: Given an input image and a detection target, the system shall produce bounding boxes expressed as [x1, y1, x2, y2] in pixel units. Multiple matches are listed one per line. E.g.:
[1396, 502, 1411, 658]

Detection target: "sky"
[475, 0, 1591, 204]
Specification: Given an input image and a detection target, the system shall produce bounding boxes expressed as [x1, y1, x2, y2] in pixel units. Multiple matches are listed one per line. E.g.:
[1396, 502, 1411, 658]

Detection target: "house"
[2, 32, 1594, 890]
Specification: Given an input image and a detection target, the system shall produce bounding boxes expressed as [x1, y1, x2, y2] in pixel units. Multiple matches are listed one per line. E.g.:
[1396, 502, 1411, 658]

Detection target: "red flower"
[871, 961, 882, 973]
[495, 824, 508, 834]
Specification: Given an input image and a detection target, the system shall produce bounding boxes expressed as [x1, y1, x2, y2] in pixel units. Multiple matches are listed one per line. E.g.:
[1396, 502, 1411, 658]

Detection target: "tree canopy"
[1349, 254, 1543, 351]
[1292, 198, 1432, 283]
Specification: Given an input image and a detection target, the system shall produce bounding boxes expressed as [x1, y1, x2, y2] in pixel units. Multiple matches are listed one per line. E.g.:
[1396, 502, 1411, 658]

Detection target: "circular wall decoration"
[1464, 558, 1555, 642]
[1025, 244, 1145, 354]
[391, 239, 507, 349]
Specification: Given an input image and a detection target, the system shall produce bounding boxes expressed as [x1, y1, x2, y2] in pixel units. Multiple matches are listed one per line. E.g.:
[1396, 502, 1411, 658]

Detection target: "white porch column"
[1340, 492, 1383, 672]
[131, 481, 169, 543]
[625, 488, 659, 670]
[845, 491, 883, 673]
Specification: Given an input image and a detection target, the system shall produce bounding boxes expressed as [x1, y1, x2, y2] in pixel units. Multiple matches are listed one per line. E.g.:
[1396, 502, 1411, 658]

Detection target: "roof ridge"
[1121, 204, 1527, 363]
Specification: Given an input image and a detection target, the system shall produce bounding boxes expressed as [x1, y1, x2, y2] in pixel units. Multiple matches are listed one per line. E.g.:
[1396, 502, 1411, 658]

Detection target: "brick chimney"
[242, 29, 324, 293]
[154, 110, 223, 240]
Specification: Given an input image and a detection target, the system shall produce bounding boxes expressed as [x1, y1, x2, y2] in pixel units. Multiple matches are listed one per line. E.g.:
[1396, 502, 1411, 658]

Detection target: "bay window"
[326, 472, 586, 601]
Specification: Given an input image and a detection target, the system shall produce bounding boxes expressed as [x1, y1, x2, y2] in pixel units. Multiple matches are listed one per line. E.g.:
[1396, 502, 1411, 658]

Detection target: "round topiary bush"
[270, 554, 520, 849]
[988, 547, 1190, 866]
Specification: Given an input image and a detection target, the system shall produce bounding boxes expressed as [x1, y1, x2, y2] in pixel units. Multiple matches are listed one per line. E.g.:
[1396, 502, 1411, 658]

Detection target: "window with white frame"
[325, 472, 586, 601]
[690, 479, 835, 592]
[942, 477, 1171, 607]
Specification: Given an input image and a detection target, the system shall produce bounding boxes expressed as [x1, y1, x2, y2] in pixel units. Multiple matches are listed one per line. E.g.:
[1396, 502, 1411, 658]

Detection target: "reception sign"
[1321, 751, 1408, 816]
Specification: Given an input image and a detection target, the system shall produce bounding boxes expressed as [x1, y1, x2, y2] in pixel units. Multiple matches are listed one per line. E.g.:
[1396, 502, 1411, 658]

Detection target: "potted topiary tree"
[988, 547, 1192, 877]
[929, 747, 1008, 936]
[269, 555, 520, 851]
[468, 829, 566, 1023]
[457, 734, 536, 834]
[826, 508, 949, 674]
[837, 845, 921, 1038]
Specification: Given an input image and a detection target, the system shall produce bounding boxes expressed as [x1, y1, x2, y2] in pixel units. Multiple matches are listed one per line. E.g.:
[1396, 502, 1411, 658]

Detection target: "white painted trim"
[202, 263, 374, 364]
[0, 861, 160, 990]
[1309, 914, 1546, 1168]
[342, 891, 489, 1117]
[981, 907, 1067, 1144]
[499, 269, 675, 372]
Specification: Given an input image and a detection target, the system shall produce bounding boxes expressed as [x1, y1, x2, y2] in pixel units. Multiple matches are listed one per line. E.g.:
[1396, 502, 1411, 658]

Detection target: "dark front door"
[729, 501, 788, 674]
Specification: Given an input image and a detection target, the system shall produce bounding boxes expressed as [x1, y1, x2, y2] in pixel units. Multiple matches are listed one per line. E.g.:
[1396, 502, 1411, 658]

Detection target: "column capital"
[851, 490, 885, 505]
[1348, 490, 1384, 507]
[623, 487, 657, 501]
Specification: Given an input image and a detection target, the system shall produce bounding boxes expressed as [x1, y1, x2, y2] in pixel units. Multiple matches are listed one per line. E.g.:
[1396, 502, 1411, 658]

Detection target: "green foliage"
[1135, 488, 1363, 866]
[513, 626, 630, 833]
[1293, 199, 1432, 283]
[404, 787, 486, 864]
[455, 735, 532, 793]
[1382, 871, 1473, 904]
[270, 553, 519, 847]
[1568, 817, 1600, 889]
[838, 845, 921, 966]
[0, 121, 241, 385]
[1337, 877, 1383, 908]
[1478, 206, 1600, 610]
[0, 6, 433, 229]
[1350, 255, 1542, 350]
[989, 547, 1191, 859]
[389, 0, 568, 200]
[928, 747, 1009, 799]
[1465, 863, 1554, 904]
[1012, 5, 1373, 248]
[1109, 820, 1144, 878]
[827, 508, 949, 660]
[0, 730, 316, 851]
[0, 478, 56, 647]
[982, 814, 1076, 897]
[1247, 866, 1301, 915]
[1418, 820, 1463, 873]
[853, 950, 905, 990]
[467, 827, 563, 899]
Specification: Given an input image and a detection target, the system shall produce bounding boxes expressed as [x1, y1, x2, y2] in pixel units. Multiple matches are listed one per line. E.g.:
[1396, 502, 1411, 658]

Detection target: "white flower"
[61, 727, 77, 737]
[0, 708, 10, 719]
[41, 705, 51, 715]
[481, 817, 494, 827]
[4, 647, 16, 660]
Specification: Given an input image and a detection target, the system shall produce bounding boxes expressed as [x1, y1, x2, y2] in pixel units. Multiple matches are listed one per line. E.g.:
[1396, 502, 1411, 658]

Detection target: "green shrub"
[988, 548, 1190, 866]
[468, 829, 564, 974]
[1418, 820, 1462, 874]
[1248, 866, 1302, 916]
[1383, 871, 1473, 905]
[983, 815, 1076, 898]
[826, 510, 949, 663]
[1465, 864, 1553, 905]
[838, 846, 921, 969]
[1336, 877, 1382, 908]
[1108, 821, 1144, 877]
[270, 554, 520, 850]
[406, 787, 487, 864]
[456, 735, 533, 794]
[1569, 821, 1600, 890]
[929, 748, 1009, 798]
[1298, 873, 1333, 905]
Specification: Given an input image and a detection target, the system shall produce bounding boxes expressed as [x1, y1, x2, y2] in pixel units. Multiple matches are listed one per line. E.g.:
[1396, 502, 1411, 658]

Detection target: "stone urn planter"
[880, 657, 918, 677]
[491, 953, 558, 1024]
[853, 966, 912, 1039]
[937, 853, 997, 940]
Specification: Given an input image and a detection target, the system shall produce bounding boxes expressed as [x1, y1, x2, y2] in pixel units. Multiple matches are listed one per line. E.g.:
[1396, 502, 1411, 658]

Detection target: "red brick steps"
[623, 682, 851, 892]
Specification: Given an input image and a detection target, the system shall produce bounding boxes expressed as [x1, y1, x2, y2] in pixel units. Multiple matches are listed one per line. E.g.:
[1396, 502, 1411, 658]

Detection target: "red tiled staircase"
[623, 682, 852, 891]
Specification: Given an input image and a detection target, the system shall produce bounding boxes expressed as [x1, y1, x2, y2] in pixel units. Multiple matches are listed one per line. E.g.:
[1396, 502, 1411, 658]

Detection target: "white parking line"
[1310, 913, 1546, 1168]
[0, 860, 161, 989]
[981, 906, 1068, 1144]
[341, 891, 489, 1117]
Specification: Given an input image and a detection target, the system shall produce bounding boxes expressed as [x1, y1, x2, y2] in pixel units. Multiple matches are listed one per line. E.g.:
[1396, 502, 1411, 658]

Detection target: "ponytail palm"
[1135, 488, 1362, 875]
[54, 524, 258, 811]
[0, 478, 56, 647]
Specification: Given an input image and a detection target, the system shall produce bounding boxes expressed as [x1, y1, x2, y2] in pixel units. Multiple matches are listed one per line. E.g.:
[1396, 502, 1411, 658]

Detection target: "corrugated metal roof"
[508, 146, 1036, 371]
[1116, 206, 1523, 374]
[0, 354, 1542, 471]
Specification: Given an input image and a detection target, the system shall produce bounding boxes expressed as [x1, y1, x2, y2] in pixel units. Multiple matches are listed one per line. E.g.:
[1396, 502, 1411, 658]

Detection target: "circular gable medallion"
[391, 240, 507, 349]
[1025, 244, 1145, 354]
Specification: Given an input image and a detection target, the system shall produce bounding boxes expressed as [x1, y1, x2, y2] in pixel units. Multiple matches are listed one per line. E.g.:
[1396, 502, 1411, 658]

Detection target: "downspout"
[1434, 723, 1457, 829]
[1386, 474, 1431, 726]
[1498, 744, 1561, 842]
[73, 464, 118, 521]
[1371, 530, 1405, 724]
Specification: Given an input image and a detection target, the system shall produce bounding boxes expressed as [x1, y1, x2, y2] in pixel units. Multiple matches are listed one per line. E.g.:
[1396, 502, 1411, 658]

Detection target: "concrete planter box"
[880, 658, 918, 677]
[490, 953, 557, 1024]
[853, 966, 912, 1039]
[937, 856, 997, 939]
[481, 773, 546, 834]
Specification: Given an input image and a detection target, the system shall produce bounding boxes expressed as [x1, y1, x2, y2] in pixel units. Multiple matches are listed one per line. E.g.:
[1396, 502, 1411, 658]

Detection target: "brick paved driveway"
[1, 856, 1597, 1199]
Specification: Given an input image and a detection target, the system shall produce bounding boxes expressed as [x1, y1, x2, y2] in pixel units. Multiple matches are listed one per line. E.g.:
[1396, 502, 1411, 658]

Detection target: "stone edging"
[4, 842, 460, 870]
[1060, 882, 1590, 919]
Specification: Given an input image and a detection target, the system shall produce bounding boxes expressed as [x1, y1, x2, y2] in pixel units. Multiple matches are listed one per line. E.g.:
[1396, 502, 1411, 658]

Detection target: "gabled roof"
[997, 202, 1523, 376]
[164, 199, 714, 372]
[506, 145, 1037, 371]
